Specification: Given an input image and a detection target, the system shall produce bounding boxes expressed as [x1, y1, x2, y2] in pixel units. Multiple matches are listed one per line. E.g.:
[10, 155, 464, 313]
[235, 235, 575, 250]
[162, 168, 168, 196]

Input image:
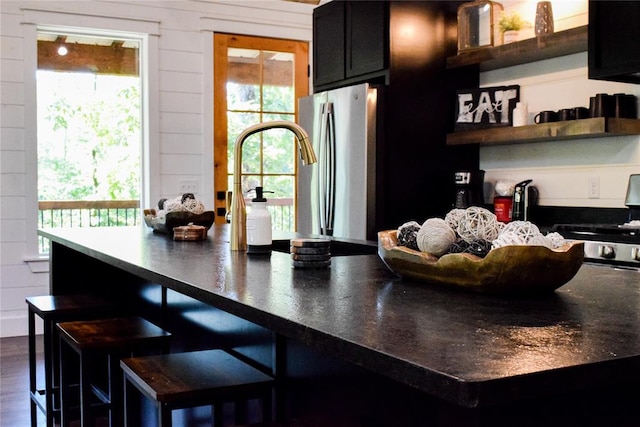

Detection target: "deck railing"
[38, 198, 295, 253]
[38, 200, 141, 253]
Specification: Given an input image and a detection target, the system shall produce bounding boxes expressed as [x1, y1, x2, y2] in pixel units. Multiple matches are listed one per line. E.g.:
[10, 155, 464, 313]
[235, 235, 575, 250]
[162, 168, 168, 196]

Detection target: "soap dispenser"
[246, 187, 273, 254]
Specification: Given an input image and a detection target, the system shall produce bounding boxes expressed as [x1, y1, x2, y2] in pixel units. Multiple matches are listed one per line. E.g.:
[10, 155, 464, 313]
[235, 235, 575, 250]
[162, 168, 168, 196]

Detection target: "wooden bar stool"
[26, 294, 115, 427]
[120, 349, 275, 427]
[57, 316, 171, 427]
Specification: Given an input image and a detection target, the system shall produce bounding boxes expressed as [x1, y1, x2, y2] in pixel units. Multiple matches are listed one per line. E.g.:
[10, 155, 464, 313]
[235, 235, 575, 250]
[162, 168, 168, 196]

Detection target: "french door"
[213, 33, 309, 228]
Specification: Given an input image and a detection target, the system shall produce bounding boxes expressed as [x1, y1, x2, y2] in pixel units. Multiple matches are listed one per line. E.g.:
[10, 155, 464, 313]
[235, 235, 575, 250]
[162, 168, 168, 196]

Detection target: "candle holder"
[534, 1, 554, 37]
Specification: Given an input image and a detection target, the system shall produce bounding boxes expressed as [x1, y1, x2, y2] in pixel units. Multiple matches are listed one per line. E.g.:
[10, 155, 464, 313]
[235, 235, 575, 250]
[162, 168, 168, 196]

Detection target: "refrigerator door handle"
[317, 102, 329, 235]
[325, 103, 336, 236]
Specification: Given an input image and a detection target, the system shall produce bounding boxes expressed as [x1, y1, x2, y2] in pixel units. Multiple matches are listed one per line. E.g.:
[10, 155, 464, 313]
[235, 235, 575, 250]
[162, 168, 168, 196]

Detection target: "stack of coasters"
[290, 238, 331, 269]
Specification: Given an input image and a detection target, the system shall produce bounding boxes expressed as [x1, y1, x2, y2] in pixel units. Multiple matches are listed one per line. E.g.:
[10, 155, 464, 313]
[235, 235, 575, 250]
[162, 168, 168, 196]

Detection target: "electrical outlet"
[588, 176, 600, 199]
[178, 180, 199, 194]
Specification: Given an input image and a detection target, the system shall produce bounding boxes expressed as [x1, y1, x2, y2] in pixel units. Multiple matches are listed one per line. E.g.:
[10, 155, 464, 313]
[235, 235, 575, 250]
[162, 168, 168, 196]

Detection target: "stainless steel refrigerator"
[297, 83, 379, 241]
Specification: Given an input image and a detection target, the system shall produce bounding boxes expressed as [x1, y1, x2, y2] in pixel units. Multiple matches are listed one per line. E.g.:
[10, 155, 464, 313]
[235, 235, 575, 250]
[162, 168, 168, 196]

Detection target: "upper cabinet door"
[588, 0, 640, 84]
[313, 1, 345, 87]
[345, 1, 388, 79]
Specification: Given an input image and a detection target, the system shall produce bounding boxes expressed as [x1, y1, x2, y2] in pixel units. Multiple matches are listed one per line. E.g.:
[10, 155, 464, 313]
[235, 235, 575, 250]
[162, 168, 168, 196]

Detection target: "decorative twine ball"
[502, 221, 540, 241]
[163, 194, 206, 215]
[456, 207, 502, 243]
[545, 232, 567, 249]
[448, 239, 492, 258]
[444, 209, 466, 233]
[492, 221, 543, 249]
[397, 221, 421, 251]
[416, 218, 457, 257]
[492, 231, 527, 249]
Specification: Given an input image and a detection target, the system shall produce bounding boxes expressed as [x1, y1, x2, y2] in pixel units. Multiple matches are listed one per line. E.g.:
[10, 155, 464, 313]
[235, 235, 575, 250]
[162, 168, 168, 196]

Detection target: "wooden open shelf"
[446, 26, 588, 71]
[446, 118, 640, 146]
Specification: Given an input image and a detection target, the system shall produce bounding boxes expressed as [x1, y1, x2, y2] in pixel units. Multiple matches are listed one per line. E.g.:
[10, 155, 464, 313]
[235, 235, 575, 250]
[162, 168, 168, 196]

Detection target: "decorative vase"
[457, 0, 504, 52]
[503, 30, 520, 44]
[535, 1, 554, 36]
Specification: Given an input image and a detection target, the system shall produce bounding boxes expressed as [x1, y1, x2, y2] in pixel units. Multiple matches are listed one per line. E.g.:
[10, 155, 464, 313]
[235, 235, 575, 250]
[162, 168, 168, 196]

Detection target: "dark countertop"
[39, 225, 640, 409]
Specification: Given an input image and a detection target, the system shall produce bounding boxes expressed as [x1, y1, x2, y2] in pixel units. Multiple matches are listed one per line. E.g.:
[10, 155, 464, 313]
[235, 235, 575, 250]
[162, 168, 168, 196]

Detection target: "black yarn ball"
[397, 221, 421, 251]
[448, 239, 492, 258]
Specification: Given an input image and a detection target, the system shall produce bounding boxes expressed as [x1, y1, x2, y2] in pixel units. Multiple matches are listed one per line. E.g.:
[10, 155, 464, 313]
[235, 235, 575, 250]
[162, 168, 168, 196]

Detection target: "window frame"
[21, 10, 159, 262]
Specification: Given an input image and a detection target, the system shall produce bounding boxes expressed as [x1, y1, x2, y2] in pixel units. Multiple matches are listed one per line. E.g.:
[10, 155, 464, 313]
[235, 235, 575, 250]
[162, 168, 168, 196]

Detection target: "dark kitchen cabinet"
[313, 1, 388, 91]
[311, 1, 480, 228]
[345, 1, 387, 79]
[588, 0, 640, 84]
[312, 1, 345, 88]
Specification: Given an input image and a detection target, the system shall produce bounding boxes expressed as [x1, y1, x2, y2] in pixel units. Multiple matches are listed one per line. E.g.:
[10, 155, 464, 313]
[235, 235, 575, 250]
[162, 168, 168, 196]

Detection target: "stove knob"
[632, 247, 640, 262]
[598, 245, 616, 259]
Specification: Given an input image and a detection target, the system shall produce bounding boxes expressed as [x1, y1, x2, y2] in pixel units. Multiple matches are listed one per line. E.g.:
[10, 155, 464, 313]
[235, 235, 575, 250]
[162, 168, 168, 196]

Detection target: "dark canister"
[614, 93, 638, 118]
[591, 93, 614, 117]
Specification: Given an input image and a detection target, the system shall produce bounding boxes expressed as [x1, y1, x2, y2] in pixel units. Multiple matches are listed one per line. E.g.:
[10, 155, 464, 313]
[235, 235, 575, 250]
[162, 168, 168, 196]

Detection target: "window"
[36, 31, 142, 253]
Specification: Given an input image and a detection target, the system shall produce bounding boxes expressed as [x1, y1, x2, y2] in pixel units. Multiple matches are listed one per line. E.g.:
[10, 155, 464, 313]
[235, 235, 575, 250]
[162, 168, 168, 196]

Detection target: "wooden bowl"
[378, 230, 584, 295]
[143, 209, 214, 235]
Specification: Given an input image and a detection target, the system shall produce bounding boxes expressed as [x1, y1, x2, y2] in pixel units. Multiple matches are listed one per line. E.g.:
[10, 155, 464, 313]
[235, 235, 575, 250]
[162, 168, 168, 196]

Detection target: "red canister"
[494, 196, 513, 223]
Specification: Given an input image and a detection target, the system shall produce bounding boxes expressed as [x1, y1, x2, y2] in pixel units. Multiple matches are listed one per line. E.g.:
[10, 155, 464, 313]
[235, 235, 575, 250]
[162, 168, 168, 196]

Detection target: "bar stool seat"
[57, 316, 171, 427]
[120, 349, 275, 427]
[25, 294, 115, 427]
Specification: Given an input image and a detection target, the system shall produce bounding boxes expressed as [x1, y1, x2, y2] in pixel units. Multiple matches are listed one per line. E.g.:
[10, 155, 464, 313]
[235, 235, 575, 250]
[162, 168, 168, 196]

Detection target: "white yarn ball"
[416, 218, 457, 256]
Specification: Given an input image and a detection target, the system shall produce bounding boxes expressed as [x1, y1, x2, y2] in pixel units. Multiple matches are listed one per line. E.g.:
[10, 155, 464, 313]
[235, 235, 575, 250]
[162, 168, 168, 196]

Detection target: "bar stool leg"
[109, 353, 125, 427]
[213, 402, 223, 427]
[43, 311, 55, 427]
[28, 307, 38, 427]
[79, 351, 94, 426]
[159, 404, 172, 427]
[262, 392, 273, 424]
[59, 335, 73, 427]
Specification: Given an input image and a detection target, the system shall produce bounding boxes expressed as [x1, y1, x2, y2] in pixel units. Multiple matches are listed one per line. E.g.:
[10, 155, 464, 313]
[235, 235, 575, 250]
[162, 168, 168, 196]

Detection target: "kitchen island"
[39, 225, 640, 426]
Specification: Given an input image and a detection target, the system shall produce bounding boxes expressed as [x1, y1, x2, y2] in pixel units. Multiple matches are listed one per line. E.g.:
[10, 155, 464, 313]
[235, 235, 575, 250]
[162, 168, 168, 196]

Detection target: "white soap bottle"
[246, 187, 273, 254]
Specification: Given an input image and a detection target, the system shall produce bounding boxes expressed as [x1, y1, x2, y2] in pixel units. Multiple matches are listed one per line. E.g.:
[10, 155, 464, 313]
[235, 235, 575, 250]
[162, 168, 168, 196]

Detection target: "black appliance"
[551, 174, 640, 269]
[453, 170, 484, 209]
[512, 179, 539, 221]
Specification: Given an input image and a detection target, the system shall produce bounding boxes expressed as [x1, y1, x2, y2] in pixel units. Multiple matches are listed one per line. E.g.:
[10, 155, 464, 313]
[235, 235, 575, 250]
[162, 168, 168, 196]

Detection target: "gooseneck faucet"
[230, 121, 317, 251]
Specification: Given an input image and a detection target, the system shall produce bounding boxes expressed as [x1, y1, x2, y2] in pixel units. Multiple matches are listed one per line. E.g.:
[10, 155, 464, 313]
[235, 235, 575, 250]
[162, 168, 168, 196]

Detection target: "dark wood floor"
[0, 335, 45, 427]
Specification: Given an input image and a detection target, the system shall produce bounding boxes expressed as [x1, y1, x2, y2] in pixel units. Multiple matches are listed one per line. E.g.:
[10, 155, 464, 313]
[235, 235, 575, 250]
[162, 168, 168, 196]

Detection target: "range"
[551, 174, 640, 269]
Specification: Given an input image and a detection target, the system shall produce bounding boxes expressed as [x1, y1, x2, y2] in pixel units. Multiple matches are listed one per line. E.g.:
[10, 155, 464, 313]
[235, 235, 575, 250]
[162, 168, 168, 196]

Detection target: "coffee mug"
[534, 110, 558, 124]
[557, 108, 575, 121]
[574, 107, 590, 119]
